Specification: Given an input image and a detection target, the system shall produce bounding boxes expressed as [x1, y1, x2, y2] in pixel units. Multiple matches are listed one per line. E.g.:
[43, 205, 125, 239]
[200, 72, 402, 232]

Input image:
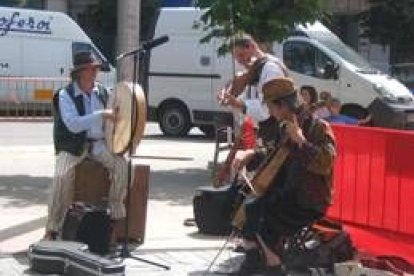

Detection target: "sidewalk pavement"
[0, 123, 246, 275]
[0, 247, 244, 275]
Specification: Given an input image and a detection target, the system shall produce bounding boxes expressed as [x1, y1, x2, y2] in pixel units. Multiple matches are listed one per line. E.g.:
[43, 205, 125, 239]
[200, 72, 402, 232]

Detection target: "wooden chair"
[74, 158, 149, 244]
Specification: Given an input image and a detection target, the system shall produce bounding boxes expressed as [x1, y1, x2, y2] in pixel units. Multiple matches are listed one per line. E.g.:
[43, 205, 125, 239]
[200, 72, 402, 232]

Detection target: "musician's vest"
[52, 83, 108, 156]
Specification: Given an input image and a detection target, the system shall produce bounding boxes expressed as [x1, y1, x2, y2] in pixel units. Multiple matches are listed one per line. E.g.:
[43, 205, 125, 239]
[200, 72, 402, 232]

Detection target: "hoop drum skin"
[105, 81, 146, 155]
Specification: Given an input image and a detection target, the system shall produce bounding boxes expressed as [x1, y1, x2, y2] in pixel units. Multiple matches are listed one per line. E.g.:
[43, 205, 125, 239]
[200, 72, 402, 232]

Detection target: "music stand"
[115, 36, 170, 270]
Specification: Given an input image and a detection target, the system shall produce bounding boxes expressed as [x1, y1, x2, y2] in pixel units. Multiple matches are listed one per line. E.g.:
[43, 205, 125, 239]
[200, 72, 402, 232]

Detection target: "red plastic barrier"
[328, 124, 414, 236]
[327, 124, 414, 262]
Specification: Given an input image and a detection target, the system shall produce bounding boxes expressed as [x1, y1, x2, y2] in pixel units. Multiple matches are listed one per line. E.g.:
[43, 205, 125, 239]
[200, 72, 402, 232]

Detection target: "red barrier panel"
[328, 124, 414, 236]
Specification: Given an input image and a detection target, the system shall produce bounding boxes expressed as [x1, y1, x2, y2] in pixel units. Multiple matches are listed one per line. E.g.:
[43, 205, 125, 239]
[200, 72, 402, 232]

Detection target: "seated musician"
[232, 77, 336, 275]
[44, 51, 128, 240]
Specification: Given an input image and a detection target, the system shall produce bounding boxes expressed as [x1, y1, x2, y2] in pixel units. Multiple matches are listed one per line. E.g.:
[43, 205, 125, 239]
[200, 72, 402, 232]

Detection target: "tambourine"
[105, 81, 146, 155]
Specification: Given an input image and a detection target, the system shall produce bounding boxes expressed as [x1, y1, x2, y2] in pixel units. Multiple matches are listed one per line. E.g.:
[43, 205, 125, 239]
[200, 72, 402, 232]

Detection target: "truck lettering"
[0, 63, 9, 69]
[0, 11, 52, 36]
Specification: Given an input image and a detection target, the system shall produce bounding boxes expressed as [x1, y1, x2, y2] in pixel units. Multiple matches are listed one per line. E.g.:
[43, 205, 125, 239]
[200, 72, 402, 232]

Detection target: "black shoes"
[261, 264, 286, 275]
[231, 248, 287, 275]
[235, 248, 264, 275]
[43, 230, 58, 241]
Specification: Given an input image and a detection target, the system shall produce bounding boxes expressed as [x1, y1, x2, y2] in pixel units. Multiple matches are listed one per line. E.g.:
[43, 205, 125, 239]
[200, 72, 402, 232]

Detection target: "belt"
[86, 138, 104, 154]
[87, 138, 104, 142]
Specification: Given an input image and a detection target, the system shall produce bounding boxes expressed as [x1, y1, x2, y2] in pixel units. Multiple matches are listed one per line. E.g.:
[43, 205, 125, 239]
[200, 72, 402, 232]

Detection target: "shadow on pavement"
[187, 231, 230, 241]
[149, 168, 212, 206]
[0, 167, 211, 207]
[143, 133, 214, 143]
[0, 217, 46, 243]
[0, 175, 50, 207]
[8, 252, 40, 275]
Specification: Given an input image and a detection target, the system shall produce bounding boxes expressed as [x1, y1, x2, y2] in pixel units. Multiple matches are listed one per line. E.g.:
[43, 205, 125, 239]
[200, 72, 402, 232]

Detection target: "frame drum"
[105, 81, 146, 155]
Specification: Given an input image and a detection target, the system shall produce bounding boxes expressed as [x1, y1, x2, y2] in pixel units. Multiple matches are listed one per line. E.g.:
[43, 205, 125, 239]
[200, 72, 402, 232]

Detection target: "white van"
[148, 7, 414, 136]
[0, 6, 116, 115]
[148, 7, 235, 136]
[276, 22, 414, 129]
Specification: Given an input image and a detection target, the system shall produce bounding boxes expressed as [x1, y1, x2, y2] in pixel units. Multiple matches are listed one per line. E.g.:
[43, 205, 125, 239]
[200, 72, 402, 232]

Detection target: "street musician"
[216, 34, 288, 177]
[232, 77, 336, 275]
[44, 51, 128, 240]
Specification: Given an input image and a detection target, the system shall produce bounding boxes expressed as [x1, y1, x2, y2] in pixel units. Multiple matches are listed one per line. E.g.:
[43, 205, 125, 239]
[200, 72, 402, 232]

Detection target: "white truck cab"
[0, 6, 116, 114]
[148, 7, 414, 136]
[278, 22, 414, 128]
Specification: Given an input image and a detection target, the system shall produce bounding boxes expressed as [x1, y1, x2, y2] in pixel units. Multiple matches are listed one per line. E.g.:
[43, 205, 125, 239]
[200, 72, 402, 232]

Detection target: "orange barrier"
[328, 124, 414, 236]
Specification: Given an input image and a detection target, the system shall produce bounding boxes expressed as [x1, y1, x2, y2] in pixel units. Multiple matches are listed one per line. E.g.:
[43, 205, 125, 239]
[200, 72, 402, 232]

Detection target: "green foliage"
[75, 0, 117, 63]
[76, 0, 161, 64]
[195, 0, 327, 53]
[360, 0, 414, 46]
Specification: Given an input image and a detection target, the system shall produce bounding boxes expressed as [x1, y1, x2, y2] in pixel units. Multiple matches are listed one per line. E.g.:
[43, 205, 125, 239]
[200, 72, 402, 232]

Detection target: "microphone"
[116, 35, 169, 60]
[142, 35, 169, 51]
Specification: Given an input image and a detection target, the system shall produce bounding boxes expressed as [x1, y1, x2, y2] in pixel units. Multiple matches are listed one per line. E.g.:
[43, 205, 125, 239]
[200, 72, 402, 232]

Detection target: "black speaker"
[193, 185, 237, 235]
[62, 202, 111, 255]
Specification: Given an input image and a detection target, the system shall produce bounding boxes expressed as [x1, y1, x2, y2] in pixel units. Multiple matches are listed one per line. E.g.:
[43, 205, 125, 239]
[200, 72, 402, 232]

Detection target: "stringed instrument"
[213, 116, 256, 187]
[232, 121, 291, 230]
[218, 56, 269, 105]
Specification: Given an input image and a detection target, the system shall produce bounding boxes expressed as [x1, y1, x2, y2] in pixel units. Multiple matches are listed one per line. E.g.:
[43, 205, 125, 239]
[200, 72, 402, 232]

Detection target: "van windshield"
[309, 31, 378, 73]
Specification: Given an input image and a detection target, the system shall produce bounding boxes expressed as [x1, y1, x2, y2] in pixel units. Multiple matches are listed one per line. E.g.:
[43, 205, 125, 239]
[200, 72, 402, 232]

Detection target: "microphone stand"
[116, 47, 170, 270]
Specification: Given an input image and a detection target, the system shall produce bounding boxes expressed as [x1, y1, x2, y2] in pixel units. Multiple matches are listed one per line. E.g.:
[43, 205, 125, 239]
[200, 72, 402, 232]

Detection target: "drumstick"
[240, 170, 257, 196]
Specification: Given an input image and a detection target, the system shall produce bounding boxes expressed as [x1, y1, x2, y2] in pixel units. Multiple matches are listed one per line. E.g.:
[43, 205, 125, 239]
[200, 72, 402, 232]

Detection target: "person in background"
[313, 90, 333, 119]
[300, 85, 318, 112]
[326, 98, 371, 125]
[44, 51, 128, 240]
[319, 91, 332, 102]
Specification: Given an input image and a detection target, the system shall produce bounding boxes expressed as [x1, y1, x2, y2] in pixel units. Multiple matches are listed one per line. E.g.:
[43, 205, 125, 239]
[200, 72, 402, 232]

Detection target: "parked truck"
[0, 6, 116, 115]
[148, 7, 414, 136]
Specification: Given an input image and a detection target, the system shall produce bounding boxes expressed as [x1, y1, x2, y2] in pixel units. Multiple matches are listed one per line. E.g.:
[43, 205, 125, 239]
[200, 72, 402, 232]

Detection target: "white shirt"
[58, 81, 107, 155]
[240, 57, 286, 123]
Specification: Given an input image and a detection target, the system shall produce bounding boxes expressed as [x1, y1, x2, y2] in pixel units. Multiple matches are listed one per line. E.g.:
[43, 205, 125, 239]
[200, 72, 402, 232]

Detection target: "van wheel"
[199, 125, 216, 138]
[159, 104, 191, 137]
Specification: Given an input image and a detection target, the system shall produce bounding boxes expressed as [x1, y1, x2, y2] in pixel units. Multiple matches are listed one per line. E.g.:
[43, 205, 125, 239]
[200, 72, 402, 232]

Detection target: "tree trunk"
[117, 0, 141, 82]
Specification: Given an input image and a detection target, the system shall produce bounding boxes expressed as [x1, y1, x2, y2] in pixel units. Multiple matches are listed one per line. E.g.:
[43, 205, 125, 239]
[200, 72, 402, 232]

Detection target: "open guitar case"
[28, 240, 125, 275]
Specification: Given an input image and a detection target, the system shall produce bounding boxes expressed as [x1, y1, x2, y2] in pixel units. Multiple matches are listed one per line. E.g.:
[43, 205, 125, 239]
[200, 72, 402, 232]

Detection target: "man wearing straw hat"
[234, 77, 336, 275]
[44, 51, 128, 240]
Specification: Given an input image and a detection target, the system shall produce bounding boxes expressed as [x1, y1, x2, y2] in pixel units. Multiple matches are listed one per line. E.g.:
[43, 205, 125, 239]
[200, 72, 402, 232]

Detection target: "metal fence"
[0, 77, 69, 118]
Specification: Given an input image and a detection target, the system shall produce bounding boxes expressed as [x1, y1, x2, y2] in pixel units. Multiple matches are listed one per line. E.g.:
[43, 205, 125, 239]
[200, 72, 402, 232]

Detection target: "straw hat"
[263, 77, 296, 103]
